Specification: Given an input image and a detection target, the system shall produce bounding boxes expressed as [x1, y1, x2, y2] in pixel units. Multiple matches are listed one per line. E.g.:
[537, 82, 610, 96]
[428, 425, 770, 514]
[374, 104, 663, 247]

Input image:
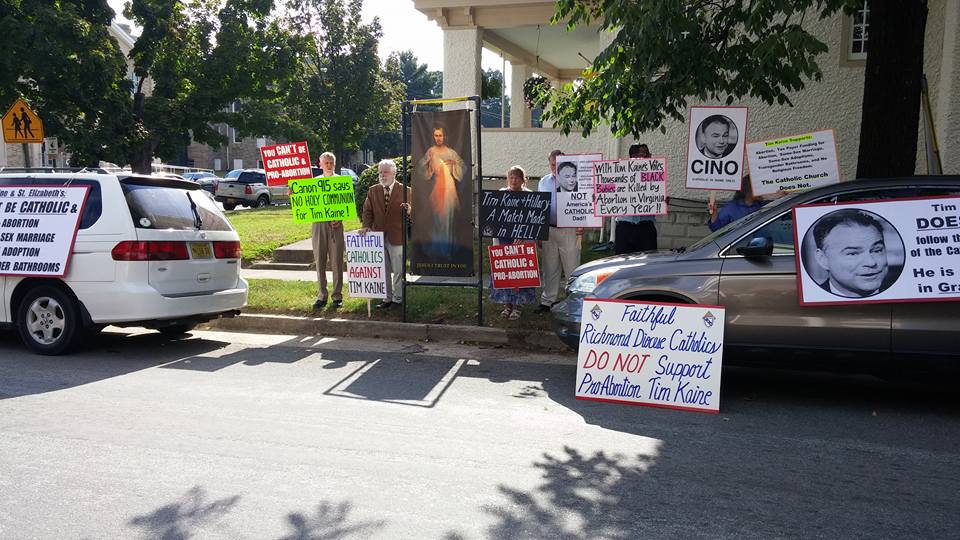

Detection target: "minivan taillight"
[112, 241, 190, 261]
[244, 185, 252, 195]
[213, 241, 242, 259]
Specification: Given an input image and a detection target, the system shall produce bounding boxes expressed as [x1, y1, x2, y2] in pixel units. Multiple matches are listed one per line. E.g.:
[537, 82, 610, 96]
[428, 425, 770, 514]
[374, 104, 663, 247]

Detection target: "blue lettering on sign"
[620, 304, 676, 331]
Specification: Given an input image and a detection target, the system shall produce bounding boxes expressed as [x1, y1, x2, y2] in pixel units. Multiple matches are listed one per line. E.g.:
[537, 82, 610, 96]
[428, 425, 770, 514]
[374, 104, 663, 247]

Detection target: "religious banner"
[685, 106, 748, 191]
[261, 141, 312, 187]
[345, 231, 387, 299]
[592, 157, 668, 217]
[556, 153, 603, 228]
[479, 190, 550, 241]
[746, 130, 840, 196]
[410, 110, 474, 276]
[288, 176, 355, 223]
[488, 242, 541, 289]
[0, 184, 89, 277]
[575, 299, 725, 413]
[794, 196, 960, 306]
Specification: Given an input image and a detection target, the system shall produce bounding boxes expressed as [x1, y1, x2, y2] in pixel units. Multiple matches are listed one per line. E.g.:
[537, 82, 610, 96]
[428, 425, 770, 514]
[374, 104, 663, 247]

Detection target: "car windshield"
[686, 191, 804, 252]
[122, 179, 232, 231]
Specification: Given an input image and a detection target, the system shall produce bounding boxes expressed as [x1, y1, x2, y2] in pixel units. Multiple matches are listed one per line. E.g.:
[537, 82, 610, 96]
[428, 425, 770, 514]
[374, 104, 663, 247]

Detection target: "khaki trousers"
[540, 226, 580, 306]
[312, 222, 345, 302]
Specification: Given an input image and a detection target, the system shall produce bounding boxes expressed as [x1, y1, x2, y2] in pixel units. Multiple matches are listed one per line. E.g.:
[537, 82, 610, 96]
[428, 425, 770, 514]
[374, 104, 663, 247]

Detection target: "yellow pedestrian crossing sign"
[3, 98, 44, 144]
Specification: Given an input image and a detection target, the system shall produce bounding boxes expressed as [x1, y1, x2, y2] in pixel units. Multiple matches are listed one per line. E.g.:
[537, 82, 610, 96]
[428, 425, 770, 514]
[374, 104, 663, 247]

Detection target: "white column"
[442, 27, 482, 110]
[509, 62, 533, 128]
[936, 0, 960, 174]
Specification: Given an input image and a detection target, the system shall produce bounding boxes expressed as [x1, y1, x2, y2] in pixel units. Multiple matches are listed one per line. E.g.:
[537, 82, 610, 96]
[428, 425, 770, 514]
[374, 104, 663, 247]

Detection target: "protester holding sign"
[360, 159, 411, 309]
[312, 152, 345, 310]
[614, 144, 659, 255]
[490, 166, 538, 320]
[707, 175, 766, 232]
[537, 150, 582, 314]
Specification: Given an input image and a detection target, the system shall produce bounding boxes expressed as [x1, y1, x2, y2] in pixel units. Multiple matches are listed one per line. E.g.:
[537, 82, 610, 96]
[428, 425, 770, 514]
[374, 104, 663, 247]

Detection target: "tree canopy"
[537, 0, 929, 178]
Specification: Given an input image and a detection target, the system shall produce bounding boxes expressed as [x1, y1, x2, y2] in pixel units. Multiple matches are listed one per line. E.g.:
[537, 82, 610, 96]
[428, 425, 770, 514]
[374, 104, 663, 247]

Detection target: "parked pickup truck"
[214, 169, 289, 210]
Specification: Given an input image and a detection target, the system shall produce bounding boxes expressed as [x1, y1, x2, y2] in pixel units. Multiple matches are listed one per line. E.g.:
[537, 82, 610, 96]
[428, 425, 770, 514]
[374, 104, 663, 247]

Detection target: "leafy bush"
[355, 156, 411, 215]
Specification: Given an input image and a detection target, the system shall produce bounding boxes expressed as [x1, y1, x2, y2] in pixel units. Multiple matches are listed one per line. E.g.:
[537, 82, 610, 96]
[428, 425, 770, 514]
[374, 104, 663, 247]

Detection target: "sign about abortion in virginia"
[575, 299, 725, 413]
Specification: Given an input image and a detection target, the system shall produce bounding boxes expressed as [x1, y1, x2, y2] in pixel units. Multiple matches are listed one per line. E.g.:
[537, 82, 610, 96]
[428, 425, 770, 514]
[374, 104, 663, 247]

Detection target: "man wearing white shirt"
[536, 149, 582, 313]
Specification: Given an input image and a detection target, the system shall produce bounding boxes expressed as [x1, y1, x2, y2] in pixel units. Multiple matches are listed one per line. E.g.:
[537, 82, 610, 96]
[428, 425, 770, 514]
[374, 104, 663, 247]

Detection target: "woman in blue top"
[707, 175, 767, 231]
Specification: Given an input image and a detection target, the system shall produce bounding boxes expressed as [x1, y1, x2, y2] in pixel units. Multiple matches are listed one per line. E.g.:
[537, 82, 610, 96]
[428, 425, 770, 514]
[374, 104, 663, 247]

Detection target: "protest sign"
[0, 185, 89, 277]
[685, 106, 748, 191]
[289, 175, 356, 223]
[592, 157, 668, 217]
[345, 231, 387, 299]
[480, 190, 550, 240]
[747, 130, 839, 196]
[488, 242, 541, 289]
[576, 299, 724, 413]
[794, 196, 960, 306]
[556, 153, 603, 228]
[261, 142, 312, 187]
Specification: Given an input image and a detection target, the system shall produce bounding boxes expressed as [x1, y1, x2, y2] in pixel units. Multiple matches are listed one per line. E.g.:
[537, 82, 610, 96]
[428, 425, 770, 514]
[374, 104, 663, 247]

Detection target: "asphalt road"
[1, 328, 959, 539]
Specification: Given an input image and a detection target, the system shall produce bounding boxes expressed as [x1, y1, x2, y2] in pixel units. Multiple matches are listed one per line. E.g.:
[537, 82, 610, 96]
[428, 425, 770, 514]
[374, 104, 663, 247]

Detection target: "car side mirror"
[736, 236, 774, 258]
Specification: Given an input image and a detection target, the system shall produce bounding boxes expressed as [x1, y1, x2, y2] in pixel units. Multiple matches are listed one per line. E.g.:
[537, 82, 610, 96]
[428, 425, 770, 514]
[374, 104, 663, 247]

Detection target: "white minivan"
[0, 170, 248, 355]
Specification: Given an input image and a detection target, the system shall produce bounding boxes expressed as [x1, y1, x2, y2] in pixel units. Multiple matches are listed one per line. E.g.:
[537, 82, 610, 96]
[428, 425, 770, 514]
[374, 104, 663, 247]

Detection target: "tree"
[480, 69, 509, 128]
[0, 0, 134, 166]
[269, 0, 401, 170]
[123, 0, 299, 172]
[536, 0, 928, 178]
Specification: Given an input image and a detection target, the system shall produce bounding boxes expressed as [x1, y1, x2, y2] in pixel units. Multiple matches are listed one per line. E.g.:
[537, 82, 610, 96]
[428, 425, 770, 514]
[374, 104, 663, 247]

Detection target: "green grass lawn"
[226, 207, 361, 264]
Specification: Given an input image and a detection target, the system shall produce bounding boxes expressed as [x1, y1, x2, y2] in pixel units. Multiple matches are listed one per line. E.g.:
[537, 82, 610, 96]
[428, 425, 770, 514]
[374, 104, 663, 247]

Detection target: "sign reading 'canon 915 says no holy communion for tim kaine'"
[0, 185, 89, 277]
[576, 299, 725, 413]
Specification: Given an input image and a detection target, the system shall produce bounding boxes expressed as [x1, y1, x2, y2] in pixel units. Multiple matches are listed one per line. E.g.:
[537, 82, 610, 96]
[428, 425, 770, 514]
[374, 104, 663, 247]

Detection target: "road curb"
[200, 313, 572, 352]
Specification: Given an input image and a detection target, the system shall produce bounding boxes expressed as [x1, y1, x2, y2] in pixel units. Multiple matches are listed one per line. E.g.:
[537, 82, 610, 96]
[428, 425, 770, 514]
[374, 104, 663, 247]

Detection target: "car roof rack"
[0, 166, 111, 174]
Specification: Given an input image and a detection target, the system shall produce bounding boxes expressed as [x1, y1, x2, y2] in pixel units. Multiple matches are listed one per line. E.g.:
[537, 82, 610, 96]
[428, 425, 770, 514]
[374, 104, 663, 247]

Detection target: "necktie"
[384, 186, 391, 206]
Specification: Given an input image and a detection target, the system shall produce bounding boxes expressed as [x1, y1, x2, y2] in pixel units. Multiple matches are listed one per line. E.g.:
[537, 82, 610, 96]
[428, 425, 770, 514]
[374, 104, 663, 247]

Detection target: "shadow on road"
[280, 501, 386, 540]
[128, 486, 240, 540]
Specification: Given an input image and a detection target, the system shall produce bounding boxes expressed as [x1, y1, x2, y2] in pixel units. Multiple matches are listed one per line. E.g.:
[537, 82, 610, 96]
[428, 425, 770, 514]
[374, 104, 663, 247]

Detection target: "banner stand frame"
[400, 96, 484, 326]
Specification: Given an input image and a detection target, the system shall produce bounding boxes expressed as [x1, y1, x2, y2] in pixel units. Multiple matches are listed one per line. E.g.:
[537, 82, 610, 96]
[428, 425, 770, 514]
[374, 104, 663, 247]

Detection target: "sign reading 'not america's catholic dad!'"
[576, 299, 725, 414]
[0, 185, 90, 277]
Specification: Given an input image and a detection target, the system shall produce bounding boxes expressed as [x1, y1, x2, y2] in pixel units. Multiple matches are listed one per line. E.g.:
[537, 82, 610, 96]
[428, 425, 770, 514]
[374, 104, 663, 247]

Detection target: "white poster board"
[0, 185, 89, 277]
[592, 157, 668, 217]
[345, 231, 387, 299]
[556, 153, 603, 228]
[685, 106, 748, 191]
[794, 196, 960, 306]
[575, 299, 724, 413]
[747, 130, 840, 196]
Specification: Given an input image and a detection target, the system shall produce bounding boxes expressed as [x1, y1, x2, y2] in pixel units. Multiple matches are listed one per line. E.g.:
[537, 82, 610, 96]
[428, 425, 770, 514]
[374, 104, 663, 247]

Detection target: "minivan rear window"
[122, 182, 233, 231]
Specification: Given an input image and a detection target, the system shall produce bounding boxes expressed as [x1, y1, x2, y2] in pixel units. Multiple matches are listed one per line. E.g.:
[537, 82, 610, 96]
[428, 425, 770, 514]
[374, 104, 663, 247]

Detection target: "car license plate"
[190, 242, 213, 259]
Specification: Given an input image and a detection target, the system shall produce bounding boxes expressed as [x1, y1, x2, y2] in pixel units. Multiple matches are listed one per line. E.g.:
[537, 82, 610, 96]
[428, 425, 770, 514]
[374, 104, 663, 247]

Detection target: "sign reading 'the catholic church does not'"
[0, 185, 89, 277]
[685, 106, 748, 191]
[576, 299, 725, 413]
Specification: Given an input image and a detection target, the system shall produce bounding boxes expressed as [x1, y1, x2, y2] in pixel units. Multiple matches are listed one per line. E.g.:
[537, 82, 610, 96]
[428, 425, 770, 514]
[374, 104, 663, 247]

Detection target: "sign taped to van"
[289, 176, 356, 223]
[0, 185, 90, 277]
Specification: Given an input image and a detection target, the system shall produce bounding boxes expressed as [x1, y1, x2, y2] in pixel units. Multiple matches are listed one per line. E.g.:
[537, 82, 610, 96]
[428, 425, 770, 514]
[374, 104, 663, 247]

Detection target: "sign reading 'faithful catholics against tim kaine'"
[261, 142, 313, 187]
[576, 299, 725, 414]
[479, 190, 550, 241]
[345, 231, 387, 299]
[289, 176, 356, 223]
[0, 185, 89, 277]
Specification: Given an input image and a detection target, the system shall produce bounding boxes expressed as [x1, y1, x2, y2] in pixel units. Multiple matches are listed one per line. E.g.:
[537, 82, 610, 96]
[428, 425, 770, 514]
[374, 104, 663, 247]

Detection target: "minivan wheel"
[255, 195, 269, 208]
[158, 323, 197, 337]
[16, 286, 81, 355]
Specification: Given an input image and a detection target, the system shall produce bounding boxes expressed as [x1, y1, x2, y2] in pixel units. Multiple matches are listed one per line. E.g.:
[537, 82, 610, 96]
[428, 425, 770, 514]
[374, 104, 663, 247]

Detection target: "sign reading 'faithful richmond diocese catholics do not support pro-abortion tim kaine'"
[576, 299, 725, 413]
[289, 176, 356, 223]
[0, 184, 90, 277]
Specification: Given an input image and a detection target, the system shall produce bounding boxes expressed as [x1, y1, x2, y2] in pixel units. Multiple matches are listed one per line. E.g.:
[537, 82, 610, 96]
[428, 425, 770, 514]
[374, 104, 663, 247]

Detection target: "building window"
[232, 128, 241, 144]
[849, 3, 869, 60]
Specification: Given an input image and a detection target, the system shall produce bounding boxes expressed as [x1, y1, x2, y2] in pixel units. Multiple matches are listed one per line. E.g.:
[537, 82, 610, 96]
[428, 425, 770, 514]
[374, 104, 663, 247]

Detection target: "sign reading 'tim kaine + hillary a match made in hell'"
[576, 299, 725, 413]
[0, 185, 89, 277]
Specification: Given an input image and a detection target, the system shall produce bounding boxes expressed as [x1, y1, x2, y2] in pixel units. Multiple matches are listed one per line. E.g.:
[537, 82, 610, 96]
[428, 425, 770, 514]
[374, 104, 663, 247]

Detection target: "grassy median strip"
[246, 278, 555, 331]
[227, 207, 361, 264]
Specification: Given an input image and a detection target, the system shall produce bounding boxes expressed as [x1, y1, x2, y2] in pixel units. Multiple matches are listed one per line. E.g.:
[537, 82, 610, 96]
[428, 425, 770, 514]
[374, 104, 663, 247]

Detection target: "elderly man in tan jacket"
[360, 159, 411, 309]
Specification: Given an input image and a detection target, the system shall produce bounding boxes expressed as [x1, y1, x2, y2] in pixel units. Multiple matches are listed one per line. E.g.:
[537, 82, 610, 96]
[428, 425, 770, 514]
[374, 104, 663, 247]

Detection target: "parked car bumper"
[551, 293, 585, 349]
[73, 278, 248, 324]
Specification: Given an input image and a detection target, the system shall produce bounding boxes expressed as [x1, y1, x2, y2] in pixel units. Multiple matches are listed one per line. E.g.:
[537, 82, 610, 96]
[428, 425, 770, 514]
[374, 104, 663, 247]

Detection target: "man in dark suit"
[360, 159, 411, 308]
